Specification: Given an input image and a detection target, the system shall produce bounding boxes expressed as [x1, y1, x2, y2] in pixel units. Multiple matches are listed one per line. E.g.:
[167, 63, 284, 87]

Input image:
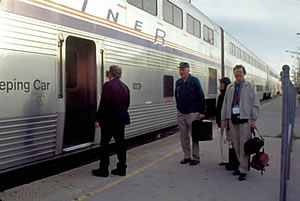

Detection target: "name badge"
[232, 106, 240, 114]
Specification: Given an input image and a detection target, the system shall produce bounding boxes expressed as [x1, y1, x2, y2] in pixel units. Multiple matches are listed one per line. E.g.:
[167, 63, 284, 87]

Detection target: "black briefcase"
[191, 120, 213, 141]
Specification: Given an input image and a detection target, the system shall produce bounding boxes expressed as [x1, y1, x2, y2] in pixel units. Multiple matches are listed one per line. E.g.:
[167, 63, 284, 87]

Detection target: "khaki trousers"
[228, 121, 251, 173]
[177, 112, 200, 161]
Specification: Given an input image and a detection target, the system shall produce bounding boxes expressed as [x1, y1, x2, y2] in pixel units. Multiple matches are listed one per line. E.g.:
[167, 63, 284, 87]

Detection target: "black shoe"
[180, 158, 191, 164]
[219, 162, 228, 166]
[238, 173, 247, 181]
[189, 160, 200, 166]
[225, 164, 236, 171]
[111, 168, 126, 176]
[233, 170, 240, 176]
[92, 169, 109, 177]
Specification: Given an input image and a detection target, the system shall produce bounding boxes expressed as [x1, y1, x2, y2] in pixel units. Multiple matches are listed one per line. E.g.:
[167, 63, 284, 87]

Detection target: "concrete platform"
[0, 96, 299, 201]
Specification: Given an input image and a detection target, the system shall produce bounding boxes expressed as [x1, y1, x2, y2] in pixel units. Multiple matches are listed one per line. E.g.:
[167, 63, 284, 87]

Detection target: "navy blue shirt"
[175, 74, 206, 114]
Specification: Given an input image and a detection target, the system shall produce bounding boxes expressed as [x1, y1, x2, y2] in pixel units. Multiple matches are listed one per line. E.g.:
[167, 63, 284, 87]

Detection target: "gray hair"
[109, 65, 122, 79]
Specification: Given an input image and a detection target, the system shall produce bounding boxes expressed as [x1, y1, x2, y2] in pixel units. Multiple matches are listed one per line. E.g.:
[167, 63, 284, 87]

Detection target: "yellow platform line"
[73, 147, 182, 201]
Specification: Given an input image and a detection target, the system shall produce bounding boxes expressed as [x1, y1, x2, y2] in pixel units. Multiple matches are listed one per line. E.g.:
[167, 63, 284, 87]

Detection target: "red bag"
[250, 152, 269, 175]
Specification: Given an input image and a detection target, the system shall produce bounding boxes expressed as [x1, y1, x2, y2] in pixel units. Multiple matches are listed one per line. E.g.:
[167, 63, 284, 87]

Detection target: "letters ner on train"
[0, 0, 280, 173]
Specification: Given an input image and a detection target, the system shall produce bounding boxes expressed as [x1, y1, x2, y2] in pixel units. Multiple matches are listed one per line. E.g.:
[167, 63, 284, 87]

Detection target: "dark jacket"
[96, 78, 130, 125]
[175, 74, 206, 114]
[216, 92, 225, 127]
[216, 78, 231, 127]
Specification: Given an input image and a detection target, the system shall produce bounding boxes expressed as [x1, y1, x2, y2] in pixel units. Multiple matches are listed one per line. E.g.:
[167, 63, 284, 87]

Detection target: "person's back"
[93, 65, 130, 177]
[97, 77, 130, 126]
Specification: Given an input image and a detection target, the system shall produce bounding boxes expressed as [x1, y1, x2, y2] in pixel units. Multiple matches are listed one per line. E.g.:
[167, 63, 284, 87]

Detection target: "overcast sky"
[192, 0, 300, 74]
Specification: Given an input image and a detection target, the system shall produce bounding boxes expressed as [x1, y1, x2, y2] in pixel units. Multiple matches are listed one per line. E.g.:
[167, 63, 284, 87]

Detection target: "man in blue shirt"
[175, 62, 206, 165]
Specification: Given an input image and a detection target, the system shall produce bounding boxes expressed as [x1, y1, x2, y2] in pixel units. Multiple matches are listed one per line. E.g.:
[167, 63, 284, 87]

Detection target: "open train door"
[62, 36, 97, 151]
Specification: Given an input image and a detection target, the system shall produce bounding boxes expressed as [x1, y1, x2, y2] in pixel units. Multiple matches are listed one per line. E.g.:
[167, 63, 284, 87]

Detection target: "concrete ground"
[0, 96, 299, 201]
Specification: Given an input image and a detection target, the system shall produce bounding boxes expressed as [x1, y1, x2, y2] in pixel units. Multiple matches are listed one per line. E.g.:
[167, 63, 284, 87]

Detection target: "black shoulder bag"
[244, 128, 264, 155]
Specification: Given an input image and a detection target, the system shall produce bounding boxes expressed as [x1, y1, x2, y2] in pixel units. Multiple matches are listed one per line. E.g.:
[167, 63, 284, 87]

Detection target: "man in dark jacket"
[92, 65, 130, 177]
[175, 62, 206, 165]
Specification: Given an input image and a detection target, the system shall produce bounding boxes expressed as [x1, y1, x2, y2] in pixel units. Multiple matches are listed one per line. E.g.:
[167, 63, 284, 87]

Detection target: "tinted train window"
[229, 42, 234, 55]
[163, 0, 183, 29]
[144, 0, 157, 15]
[128, 0, 157, 16]
[164, 75, 174, 97]
[187, 14, 201, 38]
[246, 54, 250, 63]
[236, 47, 241, 59]
[242, 50, 246, 61]
[203, 25, 214, 45]
[208, 68, 217, 94]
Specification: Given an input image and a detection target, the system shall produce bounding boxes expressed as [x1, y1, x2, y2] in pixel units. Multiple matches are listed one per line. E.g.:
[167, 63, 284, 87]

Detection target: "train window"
[163, 75, 174, 97]
[187, 14, 201, 38]
[246, 54, 250, 64]
[229, 42, 234, 55]
[194, 20, 200, 38]
[163, 0, 183, 29]
[173, 5, 183, 28]
[208, 68, 217, 94]
[203, 25, 214, 45]
[144, 0, 157, 15]
[187, 14, 193, 34]
[127, 0, 157, 16]
[232, 43, 236, 56]
[236, 47, 241, 59]
[242, 50, 246, 61]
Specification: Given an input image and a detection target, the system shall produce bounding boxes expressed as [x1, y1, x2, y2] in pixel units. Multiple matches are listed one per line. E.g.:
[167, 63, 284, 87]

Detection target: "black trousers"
[99, 124, 126, 170]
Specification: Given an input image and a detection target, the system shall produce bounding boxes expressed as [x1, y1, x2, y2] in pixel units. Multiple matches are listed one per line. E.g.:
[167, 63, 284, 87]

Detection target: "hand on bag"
[95, 121, 100, 128]
[199, 114, 205, 119]
[251, 120, 256, 130]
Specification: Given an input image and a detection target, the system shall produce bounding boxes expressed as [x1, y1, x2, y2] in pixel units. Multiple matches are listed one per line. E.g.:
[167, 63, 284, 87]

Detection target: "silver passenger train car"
[0, 0, 280, 173]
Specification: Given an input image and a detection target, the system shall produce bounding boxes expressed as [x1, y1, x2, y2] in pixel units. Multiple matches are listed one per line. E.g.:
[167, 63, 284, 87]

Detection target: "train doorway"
[63, 36, 97, 149]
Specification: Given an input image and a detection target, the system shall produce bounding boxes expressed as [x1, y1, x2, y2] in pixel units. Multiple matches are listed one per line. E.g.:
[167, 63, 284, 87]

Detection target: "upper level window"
[229, 42, 234, 55]
[203, 25, 214, 45]
[187, 14, 201, 38]
[241, 50, 246, 61]
[128, 0, 157, 16]
[163, 0, 183, 29]
[246, 54, 250, 64]
[236, 47, 241, 59]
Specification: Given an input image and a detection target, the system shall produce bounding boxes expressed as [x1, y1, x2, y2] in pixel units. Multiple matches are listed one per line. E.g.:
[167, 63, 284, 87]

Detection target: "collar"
[181, 74, 191, 83]
[235, 79, 245, 85]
